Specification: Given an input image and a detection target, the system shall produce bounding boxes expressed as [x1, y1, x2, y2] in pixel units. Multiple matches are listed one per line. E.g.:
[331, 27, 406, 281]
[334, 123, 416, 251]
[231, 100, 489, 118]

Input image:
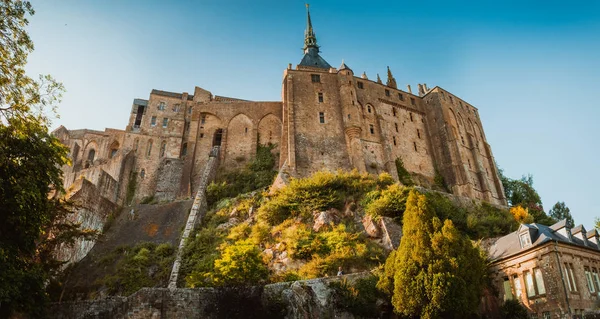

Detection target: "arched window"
[140, 169, 145, 179]
[160, 141, 166, 157]
[87, 149, 95, 162]
[146, 140, 153, 158]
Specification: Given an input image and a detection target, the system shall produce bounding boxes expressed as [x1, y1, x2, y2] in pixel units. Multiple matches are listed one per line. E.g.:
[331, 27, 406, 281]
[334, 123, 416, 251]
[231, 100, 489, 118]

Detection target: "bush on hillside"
[207, 144, 277, 206]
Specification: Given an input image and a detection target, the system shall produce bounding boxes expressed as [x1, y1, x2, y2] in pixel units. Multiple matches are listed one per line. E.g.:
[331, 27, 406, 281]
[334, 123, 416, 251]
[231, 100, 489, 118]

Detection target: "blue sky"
[26, 0, 600, 228]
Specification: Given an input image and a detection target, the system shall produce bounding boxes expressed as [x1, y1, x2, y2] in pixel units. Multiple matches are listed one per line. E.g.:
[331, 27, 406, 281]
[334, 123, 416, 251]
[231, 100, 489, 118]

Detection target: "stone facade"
[484, 220, 600, 318]
[51, 5, 507, 261]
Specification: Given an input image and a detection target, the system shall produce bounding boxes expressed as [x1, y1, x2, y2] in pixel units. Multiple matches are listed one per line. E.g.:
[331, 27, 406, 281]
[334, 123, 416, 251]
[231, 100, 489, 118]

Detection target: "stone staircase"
[167, 146, 220, 289]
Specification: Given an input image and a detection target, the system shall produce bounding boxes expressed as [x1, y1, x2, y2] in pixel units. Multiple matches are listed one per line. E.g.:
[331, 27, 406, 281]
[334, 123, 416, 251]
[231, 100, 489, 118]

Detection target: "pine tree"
[382, 190, 487, 319]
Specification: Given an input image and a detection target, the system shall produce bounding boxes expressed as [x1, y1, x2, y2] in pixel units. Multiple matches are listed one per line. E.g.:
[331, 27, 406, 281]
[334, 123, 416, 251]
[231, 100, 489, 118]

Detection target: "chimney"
[407, 84, 412, 94]
[418, 84, 425, 97]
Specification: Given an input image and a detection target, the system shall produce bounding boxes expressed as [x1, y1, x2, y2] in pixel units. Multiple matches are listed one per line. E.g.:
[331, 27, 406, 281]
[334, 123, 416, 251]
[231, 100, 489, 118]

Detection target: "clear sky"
[26, 0, 600, 228]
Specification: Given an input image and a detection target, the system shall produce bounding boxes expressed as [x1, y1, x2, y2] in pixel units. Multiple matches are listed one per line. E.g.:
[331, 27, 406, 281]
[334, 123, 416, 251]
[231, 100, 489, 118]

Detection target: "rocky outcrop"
[48, 273, 378, 319]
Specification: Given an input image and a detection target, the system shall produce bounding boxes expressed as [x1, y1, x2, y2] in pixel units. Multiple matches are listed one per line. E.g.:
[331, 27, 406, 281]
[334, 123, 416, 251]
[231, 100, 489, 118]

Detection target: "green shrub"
[258, 170, 379, 226]
[213, 239, 269, 286]
[182, 226, 225, 288]
[206, 144, 277, 206]
[499, 300, 528, 319]
[330, 276, 383, 317]
[365, 183, 410, 220]
[395, 158, 413, 186]
[100, 242, 175, 296]
[433, 169, 450, 192]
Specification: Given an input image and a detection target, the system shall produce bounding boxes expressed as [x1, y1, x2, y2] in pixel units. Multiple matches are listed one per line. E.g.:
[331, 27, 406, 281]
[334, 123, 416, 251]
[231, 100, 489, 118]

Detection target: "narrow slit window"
[393, 136, 397, 146]
[392, 108, 397, 117]
[413, 142, 417, 152]
[395, 123, 399, 133]
[417, 129, 421, 138]
[409, 113, 413, 122]
[367, 105, 372, 113]
[318, 92, 324, 103]
[319, 112, 325, 124]
[369, 124, 374, 134]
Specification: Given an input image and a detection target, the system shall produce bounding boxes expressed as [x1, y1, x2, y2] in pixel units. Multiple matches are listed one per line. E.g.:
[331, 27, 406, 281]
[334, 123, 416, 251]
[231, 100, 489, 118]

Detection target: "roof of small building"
[486, 220, 599, 262]
[151, 89, 194, 101]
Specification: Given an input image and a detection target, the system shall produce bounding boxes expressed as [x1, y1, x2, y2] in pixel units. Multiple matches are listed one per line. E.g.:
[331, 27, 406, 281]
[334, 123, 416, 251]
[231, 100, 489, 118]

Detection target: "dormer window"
[520, 233, 532, 248]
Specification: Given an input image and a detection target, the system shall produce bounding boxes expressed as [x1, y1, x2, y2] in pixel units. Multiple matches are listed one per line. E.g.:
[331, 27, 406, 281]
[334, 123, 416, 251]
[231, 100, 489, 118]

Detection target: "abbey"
[53, 6, 506, 237]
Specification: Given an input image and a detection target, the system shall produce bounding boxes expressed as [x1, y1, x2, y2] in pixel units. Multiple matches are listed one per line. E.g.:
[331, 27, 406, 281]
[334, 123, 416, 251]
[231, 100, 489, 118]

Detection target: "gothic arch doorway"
[212, 129, 223, 147]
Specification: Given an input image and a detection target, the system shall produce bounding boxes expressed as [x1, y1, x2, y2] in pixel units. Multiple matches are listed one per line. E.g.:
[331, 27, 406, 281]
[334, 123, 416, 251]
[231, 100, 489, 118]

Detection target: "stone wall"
[154, 158, 184, 202]
[48, 273, 376, 319]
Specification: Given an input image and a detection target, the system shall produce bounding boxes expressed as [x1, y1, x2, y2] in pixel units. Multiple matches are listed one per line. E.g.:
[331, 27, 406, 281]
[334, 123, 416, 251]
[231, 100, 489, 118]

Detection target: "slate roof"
[299, 47, 331, 69]
[487, 220, 599, 262]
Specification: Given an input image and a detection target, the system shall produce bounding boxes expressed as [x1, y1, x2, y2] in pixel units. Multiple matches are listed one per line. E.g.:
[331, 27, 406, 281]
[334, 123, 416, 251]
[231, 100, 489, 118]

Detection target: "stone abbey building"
[52, 6, 507, 236]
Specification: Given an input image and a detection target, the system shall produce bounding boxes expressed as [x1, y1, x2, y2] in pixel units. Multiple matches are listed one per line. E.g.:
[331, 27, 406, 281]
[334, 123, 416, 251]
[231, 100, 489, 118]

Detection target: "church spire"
[298, 4, 331, 69]
[386, 66, 397, 89]
[304, 4, 318, 52]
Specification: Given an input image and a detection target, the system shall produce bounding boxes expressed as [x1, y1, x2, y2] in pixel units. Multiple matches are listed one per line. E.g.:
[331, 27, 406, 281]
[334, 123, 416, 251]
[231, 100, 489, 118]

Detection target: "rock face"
[47, 273, 378, 319]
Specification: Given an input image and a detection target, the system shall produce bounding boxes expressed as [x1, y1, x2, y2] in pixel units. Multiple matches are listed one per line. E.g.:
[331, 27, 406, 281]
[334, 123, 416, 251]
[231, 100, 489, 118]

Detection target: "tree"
[379, 190, 487, 319]
[499, 170, 556, 226]
[549, 201, 574, 228]
[0, 1, 91, 316]
[510, 206, 534, 224]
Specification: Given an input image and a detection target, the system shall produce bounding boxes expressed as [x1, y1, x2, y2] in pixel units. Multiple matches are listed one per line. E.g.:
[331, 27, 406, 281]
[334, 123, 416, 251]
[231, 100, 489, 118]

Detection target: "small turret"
[339, 59, 353, 74]
[361, 72, 368, 80]
[376, 74, 382, 84]
[386, 66, 397, 89]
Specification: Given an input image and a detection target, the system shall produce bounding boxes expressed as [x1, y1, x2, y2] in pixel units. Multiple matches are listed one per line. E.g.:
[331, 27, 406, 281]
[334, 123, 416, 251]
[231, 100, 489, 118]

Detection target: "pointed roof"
[361, 72, 368, 80]
[339, 59, 352, 72]
[298, 4, 331, 69]
[376, 73, 382, 84]
[386, 66, 397, 89]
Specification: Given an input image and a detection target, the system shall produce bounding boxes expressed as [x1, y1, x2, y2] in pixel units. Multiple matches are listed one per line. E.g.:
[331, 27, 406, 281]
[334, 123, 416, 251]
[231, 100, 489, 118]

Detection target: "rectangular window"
[188, 107, 193, 114]
[311, 74, 321, 83]
[513, 275, 523, 300]
[564, 263, 578, 292]
[369, 124, 374, 135]
[357, 82, 364, 89]
[319, 112, 325, 124]
[201, 115, 206, 124]
[410, 97, 416, 105]
[520, 233, 532, 247]
[395, 123, 399, 133]
[347, 114, 351, 119]
[318, 92, 324, 103]
[162, 118, 168, 128]
[172, 104, 180, 112]
[398, 93, 404, 101]
[503, 278, 514, 301]
[385, 89, 390, 96]
[585, 267, 596, 293]
[534, 268, 546, 295]
[525, 271, 536, 297]
[151, 116, 157, 126]
[158, 102, 166, 110]
[592, 268, 600, 292]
